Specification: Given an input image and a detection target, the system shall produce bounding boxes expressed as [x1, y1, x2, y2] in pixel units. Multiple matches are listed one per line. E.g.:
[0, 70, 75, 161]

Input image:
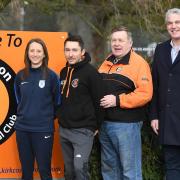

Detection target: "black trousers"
[16, 130, 54, 180]
[163, 145, 180, 180]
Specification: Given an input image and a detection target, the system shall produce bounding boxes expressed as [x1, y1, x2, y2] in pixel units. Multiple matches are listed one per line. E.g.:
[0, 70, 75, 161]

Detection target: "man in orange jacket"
[99, 26, 153, 180]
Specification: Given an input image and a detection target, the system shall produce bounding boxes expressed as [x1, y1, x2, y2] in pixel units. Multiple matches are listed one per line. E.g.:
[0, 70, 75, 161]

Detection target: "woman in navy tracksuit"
[14, 38, 60, 180]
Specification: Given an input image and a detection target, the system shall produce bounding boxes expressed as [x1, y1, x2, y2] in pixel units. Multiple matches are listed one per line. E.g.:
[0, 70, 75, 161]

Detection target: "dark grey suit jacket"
[150, 39, 180, 145]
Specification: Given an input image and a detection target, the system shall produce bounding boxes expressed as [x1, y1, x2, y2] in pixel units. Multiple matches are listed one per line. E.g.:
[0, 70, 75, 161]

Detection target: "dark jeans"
[16, 130, 54, 180]
[163, 145, 180, 180]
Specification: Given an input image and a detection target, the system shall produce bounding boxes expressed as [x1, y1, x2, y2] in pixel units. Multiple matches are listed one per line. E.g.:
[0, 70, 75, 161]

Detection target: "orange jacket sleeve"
[119, 60, 153, 108]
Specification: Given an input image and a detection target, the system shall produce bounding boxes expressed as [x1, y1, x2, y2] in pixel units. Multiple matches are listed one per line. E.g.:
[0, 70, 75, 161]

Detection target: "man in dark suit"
[150, 8, 180, 180]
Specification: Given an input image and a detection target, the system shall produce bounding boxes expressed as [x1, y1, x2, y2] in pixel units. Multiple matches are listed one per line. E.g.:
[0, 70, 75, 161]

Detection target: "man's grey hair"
[110, 26, 133, 43]
[165, 8, 180, 23]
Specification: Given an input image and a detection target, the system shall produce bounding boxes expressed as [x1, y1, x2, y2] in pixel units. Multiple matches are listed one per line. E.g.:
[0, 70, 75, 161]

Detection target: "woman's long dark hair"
[22, 38, 49, 80]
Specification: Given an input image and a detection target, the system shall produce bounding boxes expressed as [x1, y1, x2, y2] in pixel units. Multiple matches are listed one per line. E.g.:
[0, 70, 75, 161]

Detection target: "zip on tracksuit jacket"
[14, 67, 60, 132]
[57, 52, 104, 132]
[99, 50, 153, 122]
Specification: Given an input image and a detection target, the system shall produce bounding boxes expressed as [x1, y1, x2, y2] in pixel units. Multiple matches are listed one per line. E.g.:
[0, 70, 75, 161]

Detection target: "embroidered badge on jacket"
[71, 78, 79, 88]
[141, 76, 149, 82]
[39, 80, 45, 88]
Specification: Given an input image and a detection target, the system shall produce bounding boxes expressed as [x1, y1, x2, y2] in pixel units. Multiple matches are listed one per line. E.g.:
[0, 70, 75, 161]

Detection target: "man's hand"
[100, 95, 116, 108]
[151, 119, 159, 135]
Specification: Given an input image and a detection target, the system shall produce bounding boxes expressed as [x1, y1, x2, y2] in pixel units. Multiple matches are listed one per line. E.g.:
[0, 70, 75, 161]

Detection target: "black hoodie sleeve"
[88, 66, 105, 128]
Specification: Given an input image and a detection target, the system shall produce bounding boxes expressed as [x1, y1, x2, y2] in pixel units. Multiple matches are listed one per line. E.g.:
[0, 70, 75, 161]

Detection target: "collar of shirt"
[107, 50, 131, 65]
[170, 40, 180, 63]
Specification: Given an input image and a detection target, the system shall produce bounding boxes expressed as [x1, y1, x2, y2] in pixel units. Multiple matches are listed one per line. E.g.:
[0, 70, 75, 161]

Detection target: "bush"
[142, 122, 164, 180]
[90, 136, 103, 180]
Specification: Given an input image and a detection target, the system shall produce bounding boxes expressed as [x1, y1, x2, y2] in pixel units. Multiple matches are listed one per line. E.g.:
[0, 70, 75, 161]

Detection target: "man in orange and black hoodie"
[56, 35, 104, 180]
[98, 26, 153, 180]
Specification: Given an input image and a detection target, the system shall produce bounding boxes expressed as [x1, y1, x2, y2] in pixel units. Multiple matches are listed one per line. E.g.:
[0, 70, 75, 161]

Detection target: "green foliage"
[2, 0, 179, 42]
[89, 136, 102, 180]
[0, 0, 11, 11]
[142, 122, 164, 180]
[21, 0, 180, 41]
[0, 0, 11, 24]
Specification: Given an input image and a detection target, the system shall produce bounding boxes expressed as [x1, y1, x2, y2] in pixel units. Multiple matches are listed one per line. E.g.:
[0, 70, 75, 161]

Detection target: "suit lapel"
[163, 42, 172, 68]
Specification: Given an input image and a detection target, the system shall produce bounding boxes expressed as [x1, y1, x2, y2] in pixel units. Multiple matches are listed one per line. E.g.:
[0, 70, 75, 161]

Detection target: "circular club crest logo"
[0, 59, 17, 144]
[71, 78, 79, 88]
